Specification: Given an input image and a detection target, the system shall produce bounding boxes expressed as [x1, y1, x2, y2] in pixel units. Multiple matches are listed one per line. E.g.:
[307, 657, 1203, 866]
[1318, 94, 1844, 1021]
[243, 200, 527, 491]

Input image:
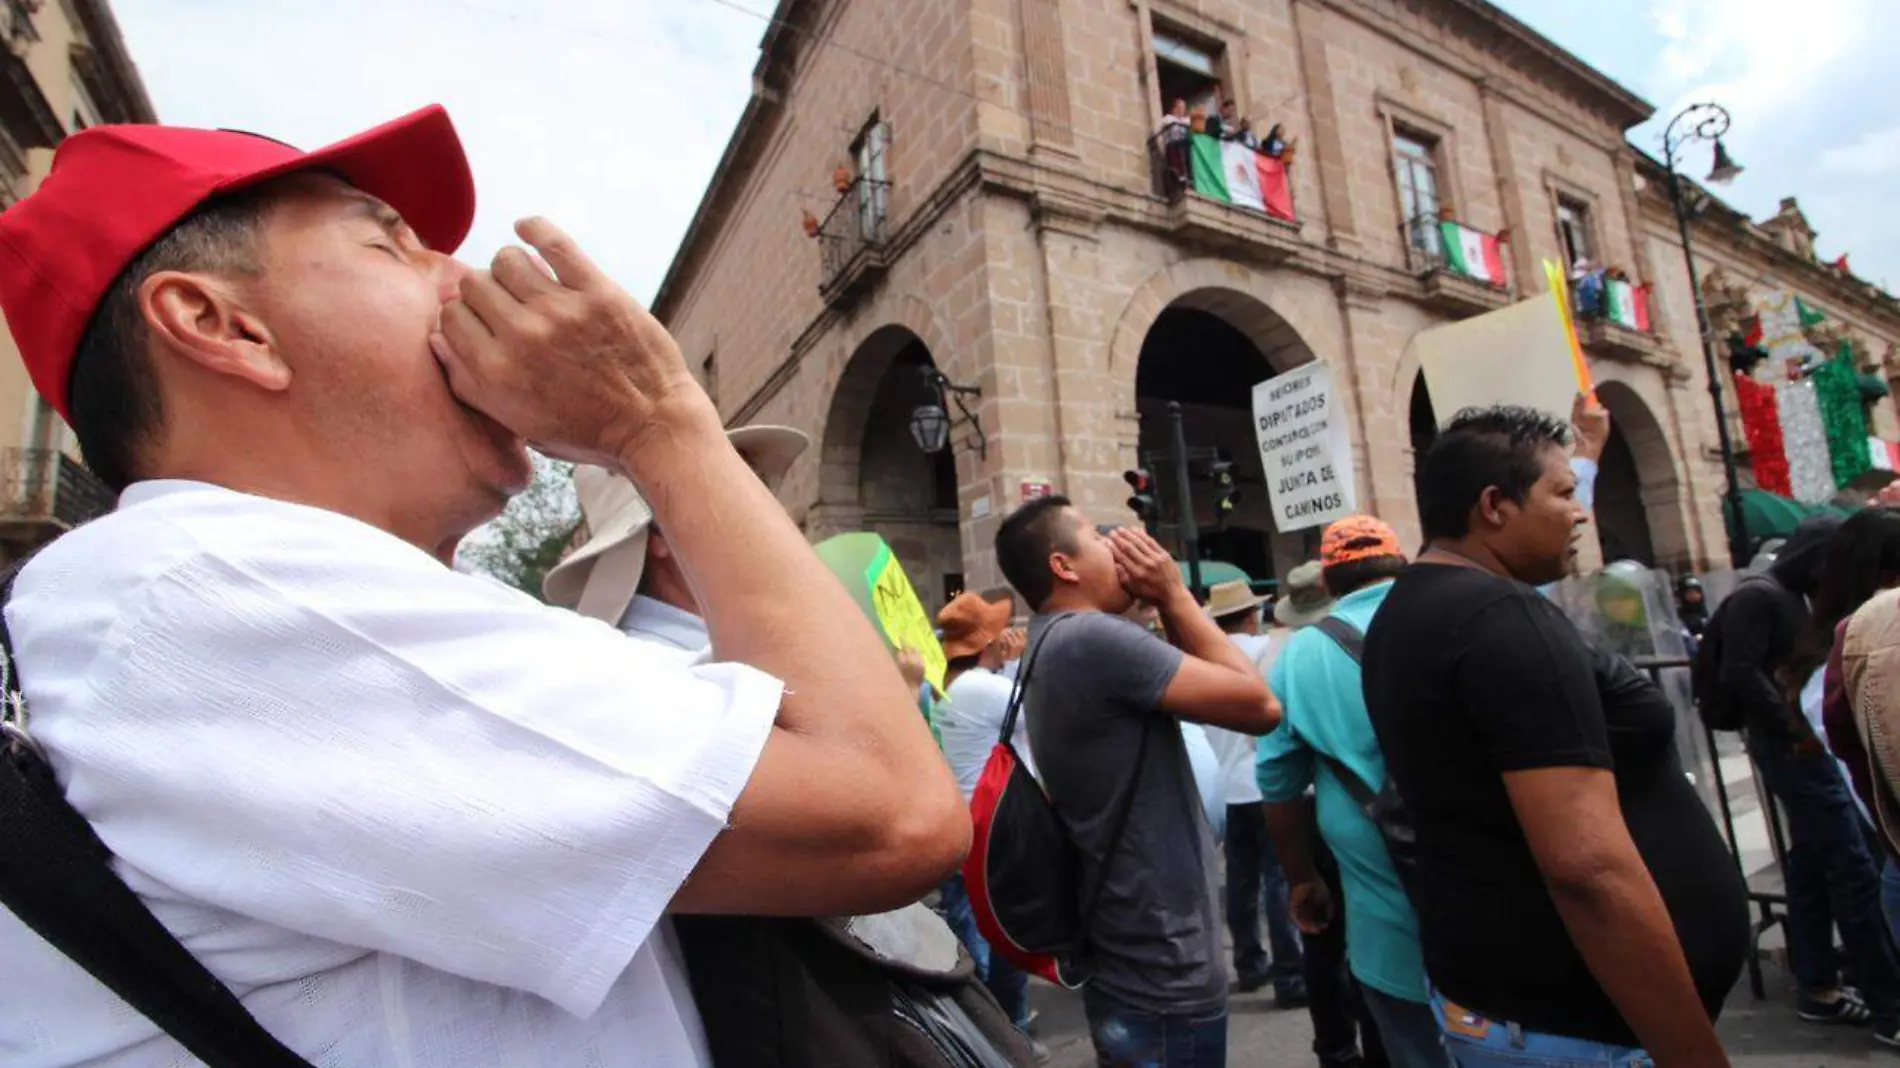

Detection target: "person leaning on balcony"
[1160, 98, 1191, 187]
[0, 106, 967, 1067]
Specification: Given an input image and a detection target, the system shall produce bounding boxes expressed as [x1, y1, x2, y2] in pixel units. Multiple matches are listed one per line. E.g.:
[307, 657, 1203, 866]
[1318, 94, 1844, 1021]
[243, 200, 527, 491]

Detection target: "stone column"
[1028, 193, 1119, 514]
[1290, 0, 1356, 253]
[1476, 80, 1537, 294]
[1018, 0, 1077, 158]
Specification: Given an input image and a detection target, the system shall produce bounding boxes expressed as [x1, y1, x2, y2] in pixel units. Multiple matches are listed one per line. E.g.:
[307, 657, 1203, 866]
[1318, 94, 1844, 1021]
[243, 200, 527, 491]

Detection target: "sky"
[110, 0, 1900, 305]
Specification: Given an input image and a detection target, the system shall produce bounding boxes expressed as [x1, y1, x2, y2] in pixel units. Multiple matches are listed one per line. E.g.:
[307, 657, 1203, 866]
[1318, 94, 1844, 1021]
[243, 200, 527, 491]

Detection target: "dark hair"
[994, 494, 1078, 611]
[946, 652, 983, 676]
[1416, 405, 1572, 541]
[1322, 555, 1406, 598]
[1784, 508, 1900, 691]
[69, 191, 269, 491]
[1213, 607, 1257, 633]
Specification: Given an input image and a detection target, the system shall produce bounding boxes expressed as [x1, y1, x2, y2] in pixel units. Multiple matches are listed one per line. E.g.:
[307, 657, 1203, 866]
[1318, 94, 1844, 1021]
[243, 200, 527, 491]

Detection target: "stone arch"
[812, 295, 955, 507]
[1124, 279, 1326, 585]
[810, 319, 963, 608]
[1109, 258, 1332, 411]
[1592, 378, 1692, 570]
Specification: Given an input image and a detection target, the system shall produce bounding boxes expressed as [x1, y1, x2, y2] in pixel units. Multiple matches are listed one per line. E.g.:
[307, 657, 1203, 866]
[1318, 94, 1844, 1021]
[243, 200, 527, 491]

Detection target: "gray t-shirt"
[1024, 610, 1227, 1013]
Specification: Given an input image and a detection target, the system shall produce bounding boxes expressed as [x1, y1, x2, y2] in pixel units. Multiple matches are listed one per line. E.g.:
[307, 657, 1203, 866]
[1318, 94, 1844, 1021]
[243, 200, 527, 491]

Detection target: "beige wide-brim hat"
[1273, 560, 1336, 628]
[543, 425, 810, 622]
[1204, 578, 1270, 621]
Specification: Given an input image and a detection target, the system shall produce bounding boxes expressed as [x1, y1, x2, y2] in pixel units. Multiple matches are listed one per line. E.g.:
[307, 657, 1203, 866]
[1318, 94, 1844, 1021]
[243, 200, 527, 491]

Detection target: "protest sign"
[1252, 362, 1357, 533]
[1412, 290, 1585, 427]
[813, 532, 946, 691]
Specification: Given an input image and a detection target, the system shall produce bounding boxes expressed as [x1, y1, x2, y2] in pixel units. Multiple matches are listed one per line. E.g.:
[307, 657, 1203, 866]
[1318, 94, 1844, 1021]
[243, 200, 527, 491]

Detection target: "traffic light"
[1124, 468, 1158, 524]
[1210, 458, 1238, 523]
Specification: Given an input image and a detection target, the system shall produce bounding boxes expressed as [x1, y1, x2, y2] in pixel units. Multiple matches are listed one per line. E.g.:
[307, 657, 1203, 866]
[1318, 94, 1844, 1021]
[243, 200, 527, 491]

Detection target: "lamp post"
[1662, 102, 1750, 567]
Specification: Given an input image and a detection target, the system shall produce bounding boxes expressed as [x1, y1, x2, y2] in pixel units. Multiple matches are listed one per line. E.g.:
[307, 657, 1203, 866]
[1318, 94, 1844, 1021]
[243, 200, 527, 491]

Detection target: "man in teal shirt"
[1258, 516, 1452, 1068]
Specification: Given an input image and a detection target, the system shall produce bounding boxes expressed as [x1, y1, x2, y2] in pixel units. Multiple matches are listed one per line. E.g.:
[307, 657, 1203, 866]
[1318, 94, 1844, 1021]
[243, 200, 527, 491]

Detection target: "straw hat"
[1204, 579, 1270, 622]
[1273, 561, 1335, 628]
[543, 425, 810, 623]
[936, 592, 1013, 659]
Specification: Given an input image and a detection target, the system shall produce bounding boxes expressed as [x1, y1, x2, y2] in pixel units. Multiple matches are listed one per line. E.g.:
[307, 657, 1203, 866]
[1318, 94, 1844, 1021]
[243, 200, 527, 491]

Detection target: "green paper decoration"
[1813, 341, 1873, 486]
[1797, 296, 1828, 328]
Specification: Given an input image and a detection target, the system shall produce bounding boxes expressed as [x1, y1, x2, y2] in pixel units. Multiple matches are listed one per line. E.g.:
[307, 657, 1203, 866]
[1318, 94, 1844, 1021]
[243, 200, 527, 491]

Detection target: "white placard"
[1252, 363, 1357, 533]
[1411, 295, 1581, 426]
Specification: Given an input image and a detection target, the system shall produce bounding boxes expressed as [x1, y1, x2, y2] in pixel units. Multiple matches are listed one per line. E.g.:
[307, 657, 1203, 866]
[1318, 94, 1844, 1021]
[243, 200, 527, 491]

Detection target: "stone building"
[0, 0, 153, 563]
[650, 0, 1900, 599]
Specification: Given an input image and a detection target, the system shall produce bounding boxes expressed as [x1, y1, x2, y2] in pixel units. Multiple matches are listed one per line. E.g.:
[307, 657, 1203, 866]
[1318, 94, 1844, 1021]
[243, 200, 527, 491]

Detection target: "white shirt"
[0, 481, 782, 1068]
[620, 593, 714, 663]
[1201, 632, 1272, 806]
[935, 667, 1025, 800]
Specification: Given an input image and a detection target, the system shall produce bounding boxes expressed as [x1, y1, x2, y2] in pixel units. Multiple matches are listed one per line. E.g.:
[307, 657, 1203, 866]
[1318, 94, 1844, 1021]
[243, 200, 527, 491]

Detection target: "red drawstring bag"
[960, 615, 1149, 987]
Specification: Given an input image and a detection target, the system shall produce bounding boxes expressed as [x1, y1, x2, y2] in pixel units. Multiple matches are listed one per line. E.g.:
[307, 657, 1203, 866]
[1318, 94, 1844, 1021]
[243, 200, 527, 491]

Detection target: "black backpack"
[1308, 616, 1419, 897]
[672, 909, 1037, 1068]
[1692, 574, 1774, 732]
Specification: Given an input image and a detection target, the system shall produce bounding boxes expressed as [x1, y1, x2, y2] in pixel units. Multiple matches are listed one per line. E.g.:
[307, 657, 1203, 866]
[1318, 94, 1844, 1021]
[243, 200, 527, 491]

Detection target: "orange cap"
[1320, 515, 1404, 569]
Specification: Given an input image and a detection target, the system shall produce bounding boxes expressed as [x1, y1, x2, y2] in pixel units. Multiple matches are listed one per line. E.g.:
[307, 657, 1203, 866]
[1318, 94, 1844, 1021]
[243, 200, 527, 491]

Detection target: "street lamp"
[907, 367, 986, 460]
[1662, 101, 1750, 567]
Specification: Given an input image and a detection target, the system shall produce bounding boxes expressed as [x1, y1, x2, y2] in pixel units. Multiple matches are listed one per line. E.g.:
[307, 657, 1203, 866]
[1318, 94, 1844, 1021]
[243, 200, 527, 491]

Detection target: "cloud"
[1820, 126, 1900, 176]
[113, 0, 767, 303]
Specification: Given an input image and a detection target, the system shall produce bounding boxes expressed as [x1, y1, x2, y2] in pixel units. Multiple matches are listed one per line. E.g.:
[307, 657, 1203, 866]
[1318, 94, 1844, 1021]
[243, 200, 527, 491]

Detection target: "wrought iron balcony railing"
[2, 448, 114, 530]
[817, 176, 890, 285]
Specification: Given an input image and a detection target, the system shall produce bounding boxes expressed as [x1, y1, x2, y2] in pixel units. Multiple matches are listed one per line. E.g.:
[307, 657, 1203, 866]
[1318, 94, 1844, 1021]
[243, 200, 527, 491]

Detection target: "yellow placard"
[867, 548, 947, 691]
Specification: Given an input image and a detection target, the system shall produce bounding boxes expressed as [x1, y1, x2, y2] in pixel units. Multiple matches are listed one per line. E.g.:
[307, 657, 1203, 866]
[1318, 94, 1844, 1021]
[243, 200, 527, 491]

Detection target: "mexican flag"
[1438, 221, 1505, 285]
[1605, 279, 1643, 329]
[1189, 133, 1294, 222]
[1870, 437, 1900, 472]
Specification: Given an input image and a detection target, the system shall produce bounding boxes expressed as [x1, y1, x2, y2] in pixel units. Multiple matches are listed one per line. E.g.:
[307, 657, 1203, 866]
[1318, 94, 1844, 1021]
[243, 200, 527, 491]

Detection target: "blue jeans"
[1431, 992, 1653, 1068]
[935, 874, 1030, 1030]
[1082, 988, 1228, 1068]
[1885, 856, 1900, 950]
[1225, 802, 1304, 985]
[1748, 729, 1900, 1024]
[1361, 986, 1454, 1068]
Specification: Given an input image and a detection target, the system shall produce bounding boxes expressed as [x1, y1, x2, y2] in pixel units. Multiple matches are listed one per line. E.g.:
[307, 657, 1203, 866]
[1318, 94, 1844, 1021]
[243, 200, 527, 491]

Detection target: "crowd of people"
[7, 101, 1900, 1068]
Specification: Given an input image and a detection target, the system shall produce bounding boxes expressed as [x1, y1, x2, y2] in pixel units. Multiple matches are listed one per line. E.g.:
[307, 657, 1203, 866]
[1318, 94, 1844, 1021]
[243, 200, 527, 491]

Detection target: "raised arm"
[434, 218, 965, 917]
[1108, 527, 1280, 734]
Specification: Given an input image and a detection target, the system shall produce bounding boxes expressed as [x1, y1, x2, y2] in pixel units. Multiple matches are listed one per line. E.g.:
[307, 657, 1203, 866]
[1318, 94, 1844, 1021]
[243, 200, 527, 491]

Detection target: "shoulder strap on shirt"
[996, 612, 1072, 745]
[0, 558, 315, 1068]
[1311, 615, 1364, 664]
[1303, 617, 1377, 807]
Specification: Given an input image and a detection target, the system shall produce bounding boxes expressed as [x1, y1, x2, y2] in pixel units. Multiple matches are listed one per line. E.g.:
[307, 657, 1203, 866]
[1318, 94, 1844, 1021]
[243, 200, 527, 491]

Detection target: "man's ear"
[140, 270, 290, 393]
[1475, 485, 1513, 532]
[1049, 550, 1081, 586]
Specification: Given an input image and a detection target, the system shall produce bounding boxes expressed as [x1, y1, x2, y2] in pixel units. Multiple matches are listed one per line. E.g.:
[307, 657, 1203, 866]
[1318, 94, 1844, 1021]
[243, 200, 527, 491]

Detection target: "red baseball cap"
[0, 104, 475, 421]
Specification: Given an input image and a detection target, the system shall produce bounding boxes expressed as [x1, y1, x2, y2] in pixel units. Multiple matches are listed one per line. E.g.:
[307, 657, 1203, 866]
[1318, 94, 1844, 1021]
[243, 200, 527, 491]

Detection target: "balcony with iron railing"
[0, 448, 114, 542]
[815, 175, 891, 306]
[1399, 213, 1514, 317]
[1571, 268, 1663, 364]
[1146, 128, 1302, 263]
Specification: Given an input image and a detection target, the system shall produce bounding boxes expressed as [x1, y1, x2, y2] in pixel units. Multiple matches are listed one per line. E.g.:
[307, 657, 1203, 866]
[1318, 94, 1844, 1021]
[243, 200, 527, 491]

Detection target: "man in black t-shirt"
[1364, 405, 1742, 1068]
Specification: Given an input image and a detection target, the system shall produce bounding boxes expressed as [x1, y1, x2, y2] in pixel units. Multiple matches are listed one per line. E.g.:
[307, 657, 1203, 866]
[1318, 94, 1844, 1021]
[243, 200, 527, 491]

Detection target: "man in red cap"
[0, 109, 965, 1065]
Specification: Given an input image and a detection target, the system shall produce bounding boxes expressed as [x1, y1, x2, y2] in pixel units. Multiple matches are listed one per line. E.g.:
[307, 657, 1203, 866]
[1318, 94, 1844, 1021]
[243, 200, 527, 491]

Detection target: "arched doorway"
[1593, 381, 1685, 569]
[817, 326, 963, 609]
[1134, 288, 1318, 585]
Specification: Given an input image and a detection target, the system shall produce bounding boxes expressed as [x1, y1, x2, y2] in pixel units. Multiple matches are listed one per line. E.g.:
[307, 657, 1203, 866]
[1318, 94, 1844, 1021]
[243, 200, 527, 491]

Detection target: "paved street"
[1025, 954, 1897, 1066]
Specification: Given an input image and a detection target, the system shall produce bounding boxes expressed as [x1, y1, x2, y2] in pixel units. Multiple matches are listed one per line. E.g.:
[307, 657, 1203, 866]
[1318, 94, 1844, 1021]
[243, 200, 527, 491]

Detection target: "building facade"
[652, 0, 1900, 600]
[0, 0, 154, 563]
